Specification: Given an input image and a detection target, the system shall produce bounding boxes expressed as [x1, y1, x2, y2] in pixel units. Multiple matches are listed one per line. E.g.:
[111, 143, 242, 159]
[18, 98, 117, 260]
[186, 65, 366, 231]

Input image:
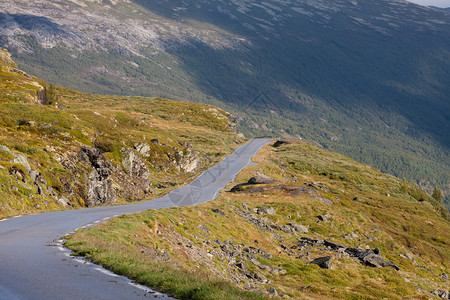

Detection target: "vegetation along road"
[0, 139, 271, 300]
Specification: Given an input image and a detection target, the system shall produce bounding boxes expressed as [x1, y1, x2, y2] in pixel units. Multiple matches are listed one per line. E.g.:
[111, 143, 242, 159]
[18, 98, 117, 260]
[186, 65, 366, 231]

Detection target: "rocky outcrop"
[298, 237, 400, 270]
[230, 174, 277, 192]
[431, 289, 449, 300]
[248, 175, 277, 185]
[273, 140, 292, 148]
[121, 149, 149, 178]
[79, 146, 116, 206]
[134, 142, 151, 157]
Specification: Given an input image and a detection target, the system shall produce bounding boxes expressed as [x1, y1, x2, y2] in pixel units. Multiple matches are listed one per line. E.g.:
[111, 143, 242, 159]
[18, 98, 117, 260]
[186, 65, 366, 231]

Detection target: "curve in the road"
[0, 139, 271, 300]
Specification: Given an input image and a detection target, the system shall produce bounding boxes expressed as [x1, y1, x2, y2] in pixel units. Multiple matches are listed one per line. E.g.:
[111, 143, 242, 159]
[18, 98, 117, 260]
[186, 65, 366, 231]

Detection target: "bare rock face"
[80, 146, 116, 206]
[121, 149, 149, 178]
[117, 148, 152, 200]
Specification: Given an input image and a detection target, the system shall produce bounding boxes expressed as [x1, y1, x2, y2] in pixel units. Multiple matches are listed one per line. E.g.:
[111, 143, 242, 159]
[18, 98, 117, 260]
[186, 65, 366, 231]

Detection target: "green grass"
[66, 141, 449, 299]
[0, 48, 245, 218]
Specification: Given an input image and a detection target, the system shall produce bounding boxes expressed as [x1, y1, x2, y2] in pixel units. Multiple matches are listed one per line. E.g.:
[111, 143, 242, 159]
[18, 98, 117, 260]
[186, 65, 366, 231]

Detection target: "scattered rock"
[440, 273, 448, 281]
[431, 289, 449, 300]
[57, 196, 69, 207]
[40, 123, 52, 128]
[134, 142, 151, 157]
[404, 253, 415, 262]
[307, 182, 329, 192]
[345, 248, 399, 270]
[11, 153, 31, 173]
[268, 287, 278, 296]
[309, 256, 333, 269]
[212, 208, 225, 216]
[254, 272, 268, 283]
[198, 224, 209, 233]
[362, 254, 399, 270]
[150, 139, 159, 145]
[249, 175, 276, 185]
[273, 140, 292, 148]
[317, 213, 331, 222]
[353, 197, 360, 201]
[0, 145, 12, 153]
[311, 194, 333, 205]
[299, 237, 399, 270]
[257, 207, 276, 215]
[284, 222, 308, 234]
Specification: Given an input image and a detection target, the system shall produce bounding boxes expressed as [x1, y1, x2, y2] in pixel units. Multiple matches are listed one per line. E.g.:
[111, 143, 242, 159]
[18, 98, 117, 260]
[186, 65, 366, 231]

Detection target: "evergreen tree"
[46, 84, 58, 105]
[432, 187, 443, 203]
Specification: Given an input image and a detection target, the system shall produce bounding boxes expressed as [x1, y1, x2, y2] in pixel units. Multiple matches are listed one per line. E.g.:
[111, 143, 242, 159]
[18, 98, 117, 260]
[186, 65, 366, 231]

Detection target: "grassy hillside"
[66, 140, 449, 299]
[3, 0, 449, 208]
[0, 48, 244, 218]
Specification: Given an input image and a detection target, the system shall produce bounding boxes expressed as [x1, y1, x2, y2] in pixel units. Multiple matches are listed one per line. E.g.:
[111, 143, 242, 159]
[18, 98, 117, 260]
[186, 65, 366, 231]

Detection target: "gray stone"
[307, 182, 329, 192]
[11, 153, 31, 172]
[362, 254, 400, 270]
[121, 149, 149, 178]
[405, 253, 415, 262]
[255, 272, 268, 283]
[29, 170, 40, 183]
[268, 287, 278, 296]
[134, 142, 151, 157]
[248, 176, 276, 184]
[87, 169, 116, 206]
[440, 273, 448, 281]
[257, 207, 276, 215]
[317, 214, 331, 222]
[80, 147, 116, 206]
[0, 145, 12, 153]
[310, 256, 333, 269]
[289, 223, 309, 233]
[212, 208, 225, 215]
[57, 196, 69, 207]
[431, 289, 449, 300]
[40, 123, 52, 128]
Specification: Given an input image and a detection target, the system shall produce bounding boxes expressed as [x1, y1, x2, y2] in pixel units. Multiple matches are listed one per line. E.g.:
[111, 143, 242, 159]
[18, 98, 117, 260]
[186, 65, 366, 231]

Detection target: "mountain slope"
[0, 0, 449, 207]
[0, 48, 243, 218]
[67, 140, 450, 299]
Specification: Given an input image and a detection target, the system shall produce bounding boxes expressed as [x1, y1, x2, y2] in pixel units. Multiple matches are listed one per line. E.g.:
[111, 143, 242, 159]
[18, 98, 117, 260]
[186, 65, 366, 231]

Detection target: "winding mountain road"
[0, 139, 271, 300]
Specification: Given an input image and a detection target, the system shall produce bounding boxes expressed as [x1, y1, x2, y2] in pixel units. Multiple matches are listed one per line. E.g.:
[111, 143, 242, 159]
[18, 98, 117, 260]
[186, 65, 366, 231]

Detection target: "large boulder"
[248, 175, 276, 184]
[257, 207, 276, 215]
[310, 256, 333, 269]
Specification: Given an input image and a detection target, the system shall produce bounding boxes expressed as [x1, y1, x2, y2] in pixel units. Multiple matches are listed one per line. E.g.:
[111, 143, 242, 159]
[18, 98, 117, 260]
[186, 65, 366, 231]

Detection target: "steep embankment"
[67, 140, 449, 299]
[0, 48, 244, 218]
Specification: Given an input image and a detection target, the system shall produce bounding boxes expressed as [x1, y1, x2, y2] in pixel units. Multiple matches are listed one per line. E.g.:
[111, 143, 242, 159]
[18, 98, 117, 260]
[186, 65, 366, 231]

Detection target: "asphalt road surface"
[0, 139, 271, 300]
